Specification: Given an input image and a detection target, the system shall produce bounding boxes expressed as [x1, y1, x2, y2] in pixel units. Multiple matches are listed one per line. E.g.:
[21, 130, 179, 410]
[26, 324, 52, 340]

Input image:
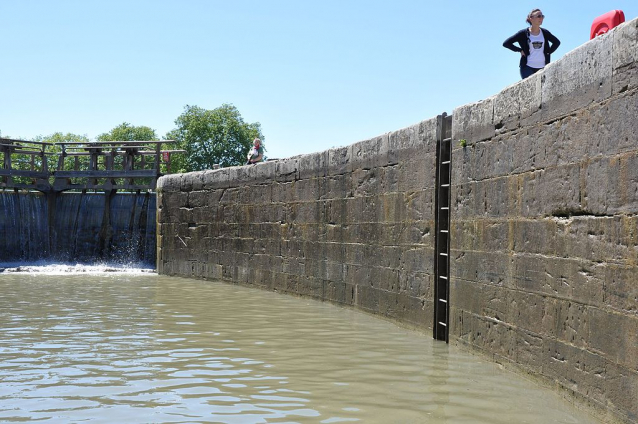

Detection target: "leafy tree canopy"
[97, 122, 158, 142]
[32, 132, 91, 171]
[33, 132, 90, 145]
[166, 104, 263, 172]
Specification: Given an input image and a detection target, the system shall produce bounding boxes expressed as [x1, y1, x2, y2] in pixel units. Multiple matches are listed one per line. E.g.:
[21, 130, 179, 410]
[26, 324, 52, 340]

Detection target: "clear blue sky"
[1, 1, 636, 160]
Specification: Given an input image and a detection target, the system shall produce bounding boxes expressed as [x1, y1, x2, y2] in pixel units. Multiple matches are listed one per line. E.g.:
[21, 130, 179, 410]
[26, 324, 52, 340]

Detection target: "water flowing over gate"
[433, 113, 452, 342]
[0, 138, 183, 265]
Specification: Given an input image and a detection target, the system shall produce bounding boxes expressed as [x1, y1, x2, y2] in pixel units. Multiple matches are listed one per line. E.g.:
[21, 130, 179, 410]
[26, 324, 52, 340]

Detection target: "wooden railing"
[0, 138, 184, 192]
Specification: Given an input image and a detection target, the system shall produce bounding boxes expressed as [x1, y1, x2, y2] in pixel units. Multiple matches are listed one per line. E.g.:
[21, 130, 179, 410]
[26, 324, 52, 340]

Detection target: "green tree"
[166, 104, 263, 172]
[97, 122, 158, 142]
[33, 132, 91, 171]
[96, 122, 161, 174]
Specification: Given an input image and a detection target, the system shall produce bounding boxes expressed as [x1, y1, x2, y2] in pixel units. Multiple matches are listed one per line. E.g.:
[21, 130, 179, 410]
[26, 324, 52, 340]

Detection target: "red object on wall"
[162, 152, 170, 162]
[590, 10, 625, 39]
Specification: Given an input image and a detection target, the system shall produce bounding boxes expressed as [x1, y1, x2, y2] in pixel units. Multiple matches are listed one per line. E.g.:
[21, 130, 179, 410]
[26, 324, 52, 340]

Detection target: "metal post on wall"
[433, 113, 452, 342]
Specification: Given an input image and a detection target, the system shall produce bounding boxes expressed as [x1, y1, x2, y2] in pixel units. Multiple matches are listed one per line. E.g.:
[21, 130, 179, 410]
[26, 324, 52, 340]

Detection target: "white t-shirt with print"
[527, 31, 545, 69]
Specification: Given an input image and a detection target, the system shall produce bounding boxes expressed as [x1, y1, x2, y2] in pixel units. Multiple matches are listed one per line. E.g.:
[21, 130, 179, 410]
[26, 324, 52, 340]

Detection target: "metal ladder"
[434, 113, 452, 342]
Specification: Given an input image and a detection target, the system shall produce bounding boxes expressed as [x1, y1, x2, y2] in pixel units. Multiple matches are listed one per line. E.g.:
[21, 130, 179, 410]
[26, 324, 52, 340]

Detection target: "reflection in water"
[0, 273, 598, 423]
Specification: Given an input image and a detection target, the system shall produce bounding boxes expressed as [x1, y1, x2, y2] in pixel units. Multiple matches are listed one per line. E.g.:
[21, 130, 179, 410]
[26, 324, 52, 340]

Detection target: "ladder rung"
[443, 137, 452, 142]
[441, 184, 450, 187]
[440, 253, 448, 256]
[442, 161, 450, 164]
[438, 322, 447, 327]
[440, 230, 448, 233]
[439, 276, 448, 280]
[439, 298, 447, 303]
[440, 207, 449, 210]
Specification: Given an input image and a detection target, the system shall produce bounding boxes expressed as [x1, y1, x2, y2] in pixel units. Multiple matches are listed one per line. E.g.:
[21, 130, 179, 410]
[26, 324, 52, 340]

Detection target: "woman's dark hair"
[526, 8, 542, 24]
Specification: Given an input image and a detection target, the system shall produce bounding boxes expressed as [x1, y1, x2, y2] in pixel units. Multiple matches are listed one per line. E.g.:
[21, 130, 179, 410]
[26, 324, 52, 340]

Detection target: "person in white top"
[503, 9, 561, 79]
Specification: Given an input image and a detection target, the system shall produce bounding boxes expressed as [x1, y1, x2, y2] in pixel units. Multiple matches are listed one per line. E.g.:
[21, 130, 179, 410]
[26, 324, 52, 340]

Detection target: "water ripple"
[0, 273, 599, 423]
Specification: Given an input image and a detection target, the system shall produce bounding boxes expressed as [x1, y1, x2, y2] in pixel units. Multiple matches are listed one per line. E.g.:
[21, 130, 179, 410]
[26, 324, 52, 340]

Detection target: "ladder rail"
[433, 112, 452, 343]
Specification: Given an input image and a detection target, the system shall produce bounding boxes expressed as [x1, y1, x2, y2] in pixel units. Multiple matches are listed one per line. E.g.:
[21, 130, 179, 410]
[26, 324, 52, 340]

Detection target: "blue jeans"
[520, 65, 542, 79]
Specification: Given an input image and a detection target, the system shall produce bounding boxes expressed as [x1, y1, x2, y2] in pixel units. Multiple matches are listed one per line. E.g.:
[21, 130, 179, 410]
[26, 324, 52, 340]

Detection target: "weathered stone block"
[325, 261, 345, 282]
[460, 312, 517, 360]
[451, 250, 509, 286]
[327, 146, 350, 176]
[520, 165, 581, 217]
[451, 181, 477, 220]
[400, 222, 433, 245]
[274, 157, 298, 183]
[356, 284, 380, 314]
[398, 270, 428, 298]
[512, 218, 559, 256]
[405, 189, 433, 222]
[450, 220, 480, 251]
[186, 191, 210, 208]
[603, 264, 638, 315]
[162, 191, 189, 211]
[271, 182, 296, 204]
[324, 280, 348, 304]
[451, 142, 475, 184]
[513, 329, 544, 375]
[349, 133, 390, 170]
[587, 91, 638, 159]
[479, 137, 516, 179]
[583, 153, 638, 215]
[298, 150, 328, 180]
[612, 17, 638, 94]
[379, 164, 400, 193]
[202, 168, 230, 190]
[541, 34, 613, 121]
[588, 308, 638, 371]
[559, 216, 637, 264]
[542, 298, 590, 347]
[394, 292, 431, 328]
[452, 96, 495, 144]
[219, 187, 239, 204]
[319, 175, 349, 200]
[400, 247, 431, 274]
[378, 290, 401, 320]
[398, 157, 436, 192]
[483, 176, 514, 218]
[450, 278, 484, 316]
[388, 119, 436, 164]
[376, 192, 403, 223]
[493, 72, 542, 132]
[350, 168, 381, 198]
[603, 361, 638, 422]
[518, 115, 590, 170]
[157, 174, 182, 192]
[541, 339, 608, 408]
[507, 290, 545, 332]
[292, 178, 319, 203]
[296, 276, 324, 299]
[370, 266, 399, 292]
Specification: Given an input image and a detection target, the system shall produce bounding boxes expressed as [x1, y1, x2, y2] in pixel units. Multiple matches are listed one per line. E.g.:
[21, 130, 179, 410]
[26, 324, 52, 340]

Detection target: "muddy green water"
[0, 273, 598, 423]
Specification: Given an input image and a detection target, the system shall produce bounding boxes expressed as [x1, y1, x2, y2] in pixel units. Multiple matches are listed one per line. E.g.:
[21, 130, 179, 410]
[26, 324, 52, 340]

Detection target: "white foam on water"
[0, 261, 155, 275]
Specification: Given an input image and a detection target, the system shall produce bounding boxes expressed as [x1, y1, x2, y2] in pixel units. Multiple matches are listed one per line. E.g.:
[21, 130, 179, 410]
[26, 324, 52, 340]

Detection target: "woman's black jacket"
[503, 28, 561, 68]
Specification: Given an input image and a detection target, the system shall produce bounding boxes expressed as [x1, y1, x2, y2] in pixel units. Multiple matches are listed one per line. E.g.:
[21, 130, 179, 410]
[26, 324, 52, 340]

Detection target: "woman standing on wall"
[503, 9, 561, 80]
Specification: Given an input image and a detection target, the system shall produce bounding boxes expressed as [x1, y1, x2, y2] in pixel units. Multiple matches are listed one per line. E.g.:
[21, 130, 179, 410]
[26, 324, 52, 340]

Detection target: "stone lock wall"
[450, 19, 638, 424]
[157, 18, 638, 424]
[157, 119, 439, 329]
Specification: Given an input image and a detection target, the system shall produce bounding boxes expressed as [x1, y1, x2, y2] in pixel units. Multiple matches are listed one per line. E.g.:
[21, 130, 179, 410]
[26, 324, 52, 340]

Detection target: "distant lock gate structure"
[0, 138, 184, 193]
